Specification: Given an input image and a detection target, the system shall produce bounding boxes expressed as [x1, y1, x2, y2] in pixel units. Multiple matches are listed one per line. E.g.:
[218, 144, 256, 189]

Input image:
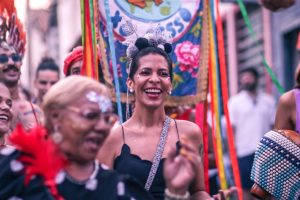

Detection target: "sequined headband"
[86, 91, 112, 113]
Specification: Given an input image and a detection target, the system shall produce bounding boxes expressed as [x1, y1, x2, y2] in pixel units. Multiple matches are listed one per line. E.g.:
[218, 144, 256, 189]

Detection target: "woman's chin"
[83, 140, 100, 155]
[143, 102, 163, 109]
[142, 97, 166, 108]
[0, 125, 9, 135]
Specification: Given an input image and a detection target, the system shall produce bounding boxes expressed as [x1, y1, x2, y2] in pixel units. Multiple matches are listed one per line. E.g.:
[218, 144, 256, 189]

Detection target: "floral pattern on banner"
[109, 60, 122, 78]
[175, 41, 200, 77]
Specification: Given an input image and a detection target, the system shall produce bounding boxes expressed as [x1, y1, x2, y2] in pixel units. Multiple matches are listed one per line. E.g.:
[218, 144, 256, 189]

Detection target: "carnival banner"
[98, 0, 209, 106]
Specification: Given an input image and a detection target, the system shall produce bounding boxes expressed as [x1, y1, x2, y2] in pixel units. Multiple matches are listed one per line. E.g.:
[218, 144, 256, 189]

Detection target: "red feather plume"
[0, 0, 26, 56]
[9, 125, 67, 200]
[0, 0, 15, 16]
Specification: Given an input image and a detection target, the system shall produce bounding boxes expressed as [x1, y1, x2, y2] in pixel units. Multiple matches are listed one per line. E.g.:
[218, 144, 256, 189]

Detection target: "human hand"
[164, 138, 200, 195]
[212, 187, 237, 200]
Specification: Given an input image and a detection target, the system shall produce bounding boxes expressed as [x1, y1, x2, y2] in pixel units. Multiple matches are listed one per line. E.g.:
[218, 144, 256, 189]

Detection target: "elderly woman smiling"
[0, 76, 154, 199]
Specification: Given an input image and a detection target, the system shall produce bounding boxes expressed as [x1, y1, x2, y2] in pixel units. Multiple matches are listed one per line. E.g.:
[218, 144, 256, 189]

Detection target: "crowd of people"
[0, 0, 299, 200]
[0, 2, 233, 199]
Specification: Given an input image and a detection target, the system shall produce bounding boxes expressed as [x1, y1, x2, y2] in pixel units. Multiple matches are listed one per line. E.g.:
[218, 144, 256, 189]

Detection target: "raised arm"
[163, 120, 211, 199]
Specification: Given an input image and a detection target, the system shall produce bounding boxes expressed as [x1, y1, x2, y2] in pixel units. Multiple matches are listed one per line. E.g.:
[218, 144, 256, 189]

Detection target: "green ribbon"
[236, 0, 285, 94]
[80, 0, 85, 46]
[89, 0, 96, 51]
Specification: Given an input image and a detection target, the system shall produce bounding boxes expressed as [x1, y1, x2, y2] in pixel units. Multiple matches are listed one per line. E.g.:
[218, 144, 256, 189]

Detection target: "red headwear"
[63, 46, 83, 75]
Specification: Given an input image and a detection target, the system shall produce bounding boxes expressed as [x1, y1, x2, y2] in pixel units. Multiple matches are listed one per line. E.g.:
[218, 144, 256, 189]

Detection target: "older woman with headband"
[0, 76, 155, 199]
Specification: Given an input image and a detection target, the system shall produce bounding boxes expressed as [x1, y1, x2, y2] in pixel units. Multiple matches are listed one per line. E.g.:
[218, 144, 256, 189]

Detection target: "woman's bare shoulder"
[275, 90, 296, 130]
[278, 90, 295, 109]
[174, 119, 202, 143]
[104, 123, 124, 145]
[97, 123, 124, 167]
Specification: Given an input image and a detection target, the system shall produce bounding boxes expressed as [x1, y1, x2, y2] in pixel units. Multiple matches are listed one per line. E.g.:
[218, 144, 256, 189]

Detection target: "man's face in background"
[69, 59, 82, 75]
[34, 69, 59, 101]
[240, 71, 258, 92]
[0, 45, 22, 85]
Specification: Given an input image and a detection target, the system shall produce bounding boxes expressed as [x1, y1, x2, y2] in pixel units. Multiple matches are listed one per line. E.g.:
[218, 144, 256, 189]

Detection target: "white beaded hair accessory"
[86, 91, 112, 113]
[121, 20, 173, 74]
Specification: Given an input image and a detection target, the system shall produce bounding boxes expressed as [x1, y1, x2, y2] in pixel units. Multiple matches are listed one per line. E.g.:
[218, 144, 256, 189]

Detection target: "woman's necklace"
[64, 160, 100, 191]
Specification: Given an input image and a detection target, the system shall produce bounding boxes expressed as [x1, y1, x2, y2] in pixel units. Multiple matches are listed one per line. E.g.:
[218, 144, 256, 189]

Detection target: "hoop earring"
[52, 125, 63, 144]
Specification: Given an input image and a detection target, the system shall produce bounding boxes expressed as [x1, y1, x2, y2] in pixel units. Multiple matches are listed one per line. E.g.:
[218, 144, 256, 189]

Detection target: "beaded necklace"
[64, 160, 100, 191]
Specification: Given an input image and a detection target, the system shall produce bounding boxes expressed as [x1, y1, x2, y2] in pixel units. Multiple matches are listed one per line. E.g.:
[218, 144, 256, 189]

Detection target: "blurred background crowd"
[14, 0, 300, 99]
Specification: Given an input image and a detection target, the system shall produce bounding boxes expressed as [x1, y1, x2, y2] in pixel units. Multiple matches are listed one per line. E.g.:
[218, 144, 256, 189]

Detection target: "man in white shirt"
[228, 67, 276, 200]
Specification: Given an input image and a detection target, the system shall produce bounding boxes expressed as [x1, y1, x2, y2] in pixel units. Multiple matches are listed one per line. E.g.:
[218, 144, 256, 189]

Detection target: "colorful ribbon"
[208, 1, 228, 190]
[103, 0, 123, 122]
[195, 102, 210, 192]
[80, 0, 99, 80]
[215, 0, 243, 198]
